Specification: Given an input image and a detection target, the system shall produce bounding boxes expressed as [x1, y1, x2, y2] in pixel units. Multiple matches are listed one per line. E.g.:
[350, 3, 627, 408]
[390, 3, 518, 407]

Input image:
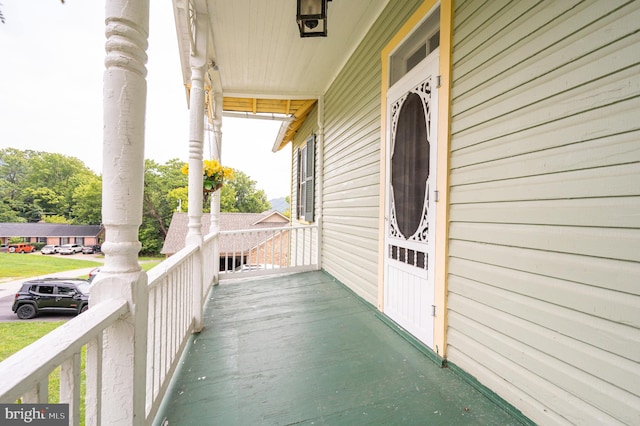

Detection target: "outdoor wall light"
[296, 0, 329, 37]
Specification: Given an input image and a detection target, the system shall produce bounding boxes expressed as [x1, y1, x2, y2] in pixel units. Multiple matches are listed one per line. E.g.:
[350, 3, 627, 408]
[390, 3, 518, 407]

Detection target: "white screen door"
[384, 49, 439, 347]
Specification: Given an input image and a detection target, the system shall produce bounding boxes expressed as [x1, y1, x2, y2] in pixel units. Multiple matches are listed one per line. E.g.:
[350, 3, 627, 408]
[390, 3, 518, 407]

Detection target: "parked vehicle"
[88, 267, 101, 282]
[0, 244, 7, 252]
[82, 244, 101, 254]
[59, 244, 82, 255]
[41, 244, 61, 255]
[11, 278, 91, 319]
[7, 243, 35, 254]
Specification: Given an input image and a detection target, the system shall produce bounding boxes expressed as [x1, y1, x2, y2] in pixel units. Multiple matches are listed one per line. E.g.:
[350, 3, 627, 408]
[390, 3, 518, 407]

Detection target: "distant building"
[162, 211, 290, 270]
[0, 222, 103, 247]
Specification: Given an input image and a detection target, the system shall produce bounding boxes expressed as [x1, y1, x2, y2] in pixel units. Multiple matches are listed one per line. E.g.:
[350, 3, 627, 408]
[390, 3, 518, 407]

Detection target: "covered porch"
[155, 271, 523, 425]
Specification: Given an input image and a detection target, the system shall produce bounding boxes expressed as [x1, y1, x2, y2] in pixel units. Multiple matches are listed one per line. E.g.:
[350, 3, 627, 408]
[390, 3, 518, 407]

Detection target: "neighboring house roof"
[161, 211, 290, 255]
[0, 222, 103, 238]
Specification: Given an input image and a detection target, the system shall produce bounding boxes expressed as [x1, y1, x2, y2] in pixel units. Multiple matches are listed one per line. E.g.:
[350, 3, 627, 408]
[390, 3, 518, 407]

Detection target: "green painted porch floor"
[155, 271, 524, 425]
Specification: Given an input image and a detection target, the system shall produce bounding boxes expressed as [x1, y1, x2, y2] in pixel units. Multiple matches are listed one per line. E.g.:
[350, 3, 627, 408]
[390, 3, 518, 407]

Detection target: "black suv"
[12, 278, 91, 319]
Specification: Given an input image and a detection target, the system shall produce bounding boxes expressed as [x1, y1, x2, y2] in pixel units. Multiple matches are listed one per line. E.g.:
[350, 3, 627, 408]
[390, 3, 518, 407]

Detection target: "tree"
[42, 215, 70, 224]
[71, 175, 102, 225]
[140, 158, 187, 254]
[225, 170, 271, 213]
[283, 196, 291, 218]
[0, 149, 98, 222]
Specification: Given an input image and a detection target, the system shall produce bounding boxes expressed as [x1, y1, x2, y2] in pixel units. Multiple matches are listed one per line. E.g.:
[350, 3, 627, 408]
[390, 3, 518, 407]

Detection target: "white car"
[59, 244, 83, 255]
[41, 245, 61, 255]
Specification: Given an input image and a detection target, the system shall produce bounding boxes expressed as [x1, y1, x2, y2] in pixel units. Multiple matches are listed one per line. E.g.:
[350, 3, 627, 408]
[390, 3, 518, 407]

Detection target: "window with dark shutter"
[297, 134, 315, 222]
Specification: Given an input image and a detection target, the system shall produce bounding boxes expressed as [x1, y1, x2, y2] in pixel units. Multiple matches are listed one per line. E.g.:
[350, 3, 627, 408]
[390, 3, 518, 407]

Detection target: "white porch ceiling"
[173, 0, 389, 149]
[204, 0, 389, 97]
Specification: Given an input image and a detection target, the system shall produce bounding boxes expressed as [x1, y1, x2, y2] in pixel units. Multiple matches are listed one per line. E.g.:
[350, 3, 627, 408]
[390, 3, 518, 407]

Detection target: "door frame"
[378, 0, 453, 356]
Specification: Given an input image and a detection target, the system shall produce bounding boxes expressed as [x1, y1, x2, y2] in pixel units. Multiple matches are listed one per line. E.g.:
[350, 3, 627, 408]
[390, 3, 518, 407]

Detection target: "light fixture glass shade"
[296, 0, 327, 37]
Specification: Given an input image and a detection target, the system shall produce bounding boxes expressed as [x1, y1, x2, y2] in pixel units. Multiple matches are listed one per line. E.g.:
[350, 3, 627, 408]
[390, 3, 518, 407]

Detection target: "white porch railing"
[0, 299, 128, 425]
[0, 224, 318, 424]
[219, 224, 319, 280]
[0, 242, 207, 425]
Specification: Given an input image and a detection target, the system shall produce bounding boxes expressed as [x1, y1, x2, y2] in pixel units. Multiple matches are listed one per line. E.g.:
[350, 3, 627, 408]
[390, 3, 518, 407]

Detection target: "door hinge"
[434, 190, 440, 202]
[432, 305, 436, 317]
[436, 75, 442, 88]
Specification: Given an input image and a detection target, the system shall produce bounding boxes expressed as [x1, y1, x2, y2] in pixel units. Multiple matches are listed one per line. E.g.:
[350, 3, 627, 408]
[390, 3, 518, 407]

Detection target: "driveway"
[0, 254, 103, 322]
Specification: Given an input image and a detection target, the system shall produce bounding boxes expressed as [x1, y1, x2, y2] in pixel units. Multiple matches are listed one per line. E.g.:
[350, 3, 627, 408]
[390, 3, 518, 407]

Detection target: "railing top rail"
[219, 224, 317, 235]
[203, 231, 218, 244]
[0, 299, 128, 402]
[147, 243, 199, 284]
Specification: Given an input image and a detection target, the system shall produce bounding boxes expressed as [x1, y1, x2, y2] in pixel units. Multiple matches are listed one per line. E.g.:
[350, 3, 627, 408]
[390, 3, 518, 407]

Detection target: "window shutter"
[298, 146, 306, 219]
[304, 135, 315, 222]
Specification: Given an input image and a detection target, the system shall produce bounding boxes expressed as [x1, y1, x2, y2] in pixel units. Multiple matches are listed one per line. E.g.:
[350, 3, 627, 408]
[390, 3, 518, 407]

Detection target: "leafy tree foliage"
[0, 148, 99, 223]
[283, 196, 291, 218]
[1, 149, 273, 255]
[225, 170, 271, 213]
[42, 215, 70, 224]
[71, 175, 102, 224]
[140, 159, 187, 254]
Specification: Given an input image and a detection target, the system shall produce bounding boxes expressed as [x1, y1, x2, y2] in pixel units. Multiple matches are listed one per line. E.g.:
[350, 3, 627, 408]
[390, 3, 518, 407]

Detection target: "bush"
[32, 242, 46, 251]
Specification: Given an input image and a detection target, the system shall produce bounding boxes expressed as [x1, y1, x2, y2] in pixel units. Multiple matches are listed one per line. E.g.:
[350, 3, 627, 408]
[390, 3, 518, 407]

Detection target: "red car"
[8, 243, 35, 253]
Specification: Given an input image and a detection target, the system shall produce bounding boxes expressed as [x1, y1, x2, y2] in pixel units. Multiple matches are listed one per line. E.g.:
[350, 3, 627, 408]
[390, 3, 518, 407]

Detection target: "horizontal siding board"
[451, 0, 512, 57]
[324, 196, 380, 212]
[322, 215, 379, 228]
[451, 64, 640, 138]
[448, 294, 640, 416]
[453, 0, 488, 36]
[449, 239, 640, 295]
[449, 197, 640, 229]
[321, 242, 378, 304]
[451, 131, 640, 185]
[450, 162, 640, 203]
[453, 0, 548, 72]
[449, 222, 640, 262]
[324, 186, 379, 204]
[448, 0, 640, 423]
[447, 315, 635, 425]
[445, 344, 571, 425]
[324, 142, 380, 183]
[455, 43, 640, 138]
[325, 221, 377, 241]
[324, 123, 379, 167]
[454, 5, 640, 115]
[324, 167, 380, 195]
[453, 1, 635, 99]
[448, 265, 640, 358]
[450, 98, 640, 165]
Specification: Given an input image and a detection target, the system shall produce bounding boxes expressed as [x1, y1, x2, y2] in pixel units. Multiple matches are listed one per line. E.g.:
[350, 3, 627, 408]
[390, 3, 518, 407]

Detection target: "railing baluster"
[270, 230, 275, 268]
[86, 334, 103, 426]
[60, 351, 81, 426]
[22, 379, 47, 403]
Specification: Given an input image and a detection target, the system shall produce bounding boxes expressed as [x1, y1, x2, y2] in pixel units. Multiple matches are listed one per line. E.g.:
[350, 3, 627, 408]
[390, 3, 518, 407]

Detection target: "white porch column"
[186, 14, 208, 331]
[316, 96, 324, 268]
[211, 92, 222, 283]
[186, 65, 205, 247]
[94, 0, 149, 424]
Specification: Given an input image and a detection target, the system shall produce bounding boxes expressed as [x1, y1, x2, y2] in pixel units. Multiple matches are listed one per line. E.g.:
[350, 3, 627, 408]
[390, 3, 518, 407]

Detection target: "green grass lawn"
[0, 253, 101, 279]
[0, 253, 162, 280]
[0, 322, 73, 408]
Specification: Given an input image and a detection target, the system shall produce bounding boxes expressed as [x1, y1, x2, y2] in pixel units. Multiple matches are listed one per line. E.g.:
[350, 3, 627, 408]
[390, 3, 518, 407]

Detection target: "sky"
[0, 0, 292, 200]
